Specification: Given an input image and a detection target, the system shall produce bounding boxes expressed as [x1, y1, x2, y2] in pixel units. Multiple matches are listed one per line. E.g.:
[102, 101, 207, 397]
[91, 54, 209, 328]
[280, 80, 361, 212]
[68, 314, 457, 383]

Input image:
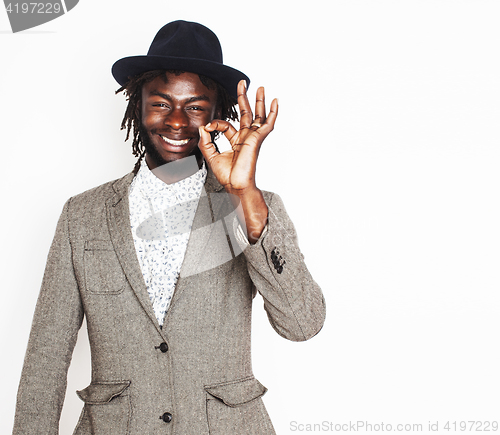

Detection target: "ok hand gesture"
[198, 80, 278, 196]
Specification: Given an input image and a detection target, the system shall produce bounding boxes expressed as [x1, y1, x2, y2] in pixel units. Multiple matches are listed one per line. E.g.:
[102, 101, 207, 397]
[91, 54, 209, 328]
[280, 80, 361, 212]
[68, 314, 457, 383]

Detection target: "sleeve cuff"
[233, 215, 268, 248]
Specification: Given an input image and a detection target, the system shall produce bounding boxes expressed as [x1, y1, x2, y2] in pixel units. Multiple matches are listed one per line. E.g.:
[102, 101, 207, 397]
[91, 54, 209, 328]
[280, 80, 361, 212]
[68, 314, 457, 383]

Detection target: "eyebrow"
[149, 90, 212, 104]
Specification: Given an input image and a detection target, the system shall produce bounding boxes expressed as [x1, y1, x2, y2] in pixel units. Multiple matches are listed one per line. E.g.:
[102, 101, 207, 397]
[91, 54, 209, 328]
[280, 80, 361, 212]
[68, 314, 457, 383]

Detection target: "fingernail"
[205, 123, 211, 129]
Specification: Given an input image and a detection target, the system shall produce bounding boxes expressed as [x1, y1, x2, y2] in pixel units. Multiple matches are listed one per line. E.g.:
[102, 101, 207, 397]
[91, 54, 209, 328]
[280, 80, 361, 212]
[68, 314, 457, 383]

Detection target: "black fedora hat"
[112, 20, 249, 100]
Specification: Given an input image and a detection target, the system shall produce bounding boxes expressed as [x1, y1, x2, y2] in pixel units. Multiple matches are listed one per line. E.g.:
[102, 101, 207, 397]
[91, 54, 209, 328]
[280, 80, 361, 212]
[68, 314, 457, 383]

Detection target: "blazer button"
[155, 342, 169, 353]
[161, 412, 172, 423]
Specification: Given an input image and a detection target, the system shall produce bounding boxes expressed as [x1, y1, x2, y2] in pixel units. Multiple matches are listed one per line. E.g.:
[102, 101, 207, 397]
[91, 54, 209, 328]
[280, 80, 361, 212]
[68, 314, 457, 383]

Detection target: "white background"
[1, 1, 500, 433]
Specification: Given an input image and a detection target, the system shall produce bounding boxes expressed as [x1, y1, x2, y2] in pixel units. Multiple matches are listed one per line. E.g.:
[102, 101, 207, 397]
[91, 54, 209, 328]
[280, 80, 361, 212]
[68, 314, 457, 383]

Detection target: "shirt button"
[161, 412, 172, 423]
[159, 342, 168, 353]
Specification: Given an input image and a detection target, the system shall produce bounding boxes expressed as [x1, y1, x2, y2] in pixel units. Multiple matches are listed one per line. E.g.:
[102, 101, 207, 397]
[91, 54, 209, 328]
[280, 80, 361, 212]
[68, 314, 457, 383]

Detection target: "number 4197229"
[5, 3, 62, 14]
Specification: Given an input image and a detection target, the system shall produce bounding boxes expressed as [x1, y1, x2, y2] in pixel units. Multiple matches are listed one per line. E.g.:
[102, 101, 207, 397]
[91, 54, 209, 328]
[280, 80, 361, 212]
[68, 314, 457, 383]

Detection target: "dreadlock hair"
[115, 69, 239, 174]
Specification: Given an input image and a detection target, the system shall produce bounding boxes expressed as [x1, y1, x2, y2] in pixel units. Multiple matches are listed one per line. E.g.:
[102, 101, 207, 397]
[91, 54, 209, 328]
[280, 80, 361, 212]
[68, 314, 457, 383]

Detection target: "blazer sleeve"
[12, 199, 84, 435]
[241, 192, 326, 342]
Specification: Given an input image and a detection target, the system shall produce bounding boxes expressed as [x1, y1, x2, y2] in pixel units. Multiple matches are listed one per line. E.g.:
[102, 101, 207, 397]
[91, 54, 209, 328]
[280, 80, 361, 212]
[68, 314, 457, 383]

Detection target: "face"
[140, 72, 218, 169]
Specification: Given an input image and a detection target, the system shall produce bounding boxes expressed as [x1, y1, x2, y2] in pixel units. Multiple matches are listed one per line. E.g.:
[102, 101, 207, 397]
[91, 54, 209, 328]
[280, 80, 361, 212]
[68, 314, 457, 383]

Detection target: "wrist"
[224, 183, 258, 198]
[226, 186, 268, 244]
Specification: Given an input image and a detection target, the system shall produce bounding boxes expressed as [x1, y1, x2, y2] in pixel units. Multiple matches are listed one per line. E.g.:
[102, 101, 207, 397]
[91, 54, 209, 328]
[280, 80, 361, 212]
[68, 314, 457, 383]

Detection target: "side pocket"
[76, 381, 131, 435]
[84, 240, 126, 294]
[204, 377, 275, 434]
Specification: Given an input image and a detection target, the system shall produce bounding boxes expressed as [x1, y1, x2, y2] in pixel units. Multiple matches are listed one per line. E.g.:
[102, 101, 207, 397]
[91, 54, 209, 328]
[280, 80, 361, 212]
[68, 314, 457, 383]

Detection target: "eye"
[152, 103, 169, 108]
[187, 106, 204, 111]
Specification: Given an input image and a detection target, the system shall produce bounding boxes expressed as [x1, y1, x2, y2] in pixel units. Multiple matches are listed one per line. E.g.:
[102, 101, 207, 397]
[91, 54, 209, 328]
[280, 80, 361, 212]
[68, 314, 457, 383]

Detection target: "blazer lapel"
[104, 168, 234, 332]
[166, 169, 234, 314]
[105, 173, 166, 336]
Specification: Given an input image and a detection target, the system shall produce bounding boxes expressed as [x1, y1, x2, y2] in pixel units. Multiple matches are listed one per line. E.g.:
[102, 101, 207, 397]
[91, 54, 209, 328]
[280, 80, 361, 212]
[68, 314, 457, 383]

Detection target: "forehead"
[142, 72, 217, 101]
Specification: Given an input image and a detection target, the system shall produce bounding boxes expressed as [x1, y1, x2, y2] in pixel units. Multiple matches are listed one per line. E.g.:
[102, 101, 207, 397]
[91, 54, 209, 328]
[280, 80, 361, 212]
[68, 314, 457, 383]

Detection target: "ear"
[214, 105, 222, 121]
[135, 82, 146, 120]
[134, 99, 141, 120]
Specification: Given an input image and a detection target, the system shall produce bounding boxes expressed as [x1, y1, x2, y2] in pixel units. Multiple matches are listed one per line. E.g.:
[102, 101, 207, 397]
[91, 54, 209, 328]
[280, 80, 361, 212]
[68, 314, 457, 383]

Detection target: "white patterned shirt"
[129, 158, 207, 326]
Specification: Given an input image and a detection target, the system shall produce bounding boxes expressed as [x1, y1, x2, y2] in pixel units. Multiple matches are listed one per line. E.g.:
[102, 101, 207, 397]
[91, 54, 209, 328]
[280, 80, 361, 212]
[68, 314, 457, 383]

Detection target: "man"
[13, 20, 326, 435]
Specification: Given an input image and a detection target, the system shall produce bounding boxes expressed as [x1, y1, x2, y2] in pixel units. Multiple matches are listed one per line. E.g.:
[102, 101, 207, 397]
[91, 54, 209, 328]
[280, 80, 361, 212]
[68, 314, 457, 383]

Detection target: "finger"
[197, 126, 220, 164]
[204, 120, 239, 143]
[253, 87, 266, 126]
[233, 98, 278, 153]
[262, 98, 278, 130]
[252, 98, 278, 137]
[237, 80, 253, 129]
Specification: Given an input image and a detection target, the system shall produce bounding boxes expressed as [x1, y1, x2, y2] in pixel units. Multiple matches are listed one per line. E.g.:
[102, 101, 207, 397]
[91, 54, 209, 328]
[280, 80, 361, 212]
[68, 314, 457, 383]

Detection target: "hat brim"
[112, 55, 249, 100]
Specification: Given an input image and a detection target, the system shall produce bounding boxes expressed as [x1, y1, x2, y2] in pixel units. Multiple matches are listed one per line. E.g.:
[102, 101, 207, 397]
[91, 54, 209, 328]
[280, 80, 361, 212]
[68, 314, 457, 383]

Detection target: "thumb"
[198, 125, 219, 163]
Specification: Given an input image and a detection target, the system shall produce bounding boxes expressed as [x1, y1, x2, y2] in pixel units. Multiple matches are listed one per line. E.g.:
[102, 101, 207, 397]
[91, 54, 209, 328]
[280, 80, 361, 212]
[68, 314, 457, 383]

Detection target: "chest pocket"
[84, 240, 126, 294]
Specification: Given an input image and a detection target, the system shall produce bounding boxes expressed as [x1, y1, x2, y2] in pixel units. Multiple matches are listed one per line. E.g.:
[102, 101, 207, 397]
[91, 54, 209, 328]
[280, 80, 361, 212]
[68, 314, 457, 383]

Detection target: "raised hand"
[198, 80, 278, 243]
[198, 80, 278, 195]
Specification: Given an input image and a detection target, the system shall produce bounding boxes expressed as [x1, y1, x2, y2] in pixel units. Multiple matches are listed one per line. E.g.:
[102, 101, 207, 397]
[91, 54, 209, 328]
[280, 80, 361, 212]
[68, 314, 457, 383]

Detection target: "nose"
[165, 108, 188, 130]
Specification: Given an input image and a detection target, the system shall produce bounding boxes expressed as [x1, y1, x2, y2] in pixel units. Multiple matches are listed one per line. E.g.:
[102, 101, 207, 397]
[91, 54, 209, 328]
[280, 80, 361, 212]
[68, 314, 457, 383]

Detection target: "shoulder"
[260, 189, 284, 209]
[65, 172, 134, 216]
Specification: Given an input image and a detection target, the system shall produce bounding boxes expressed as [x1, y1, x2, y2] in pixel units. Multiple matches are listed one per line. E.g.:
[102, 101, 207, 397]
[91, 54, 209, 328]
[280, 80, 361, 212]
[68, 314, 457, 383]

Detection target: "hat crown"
[111, 20, 249, 99]
[147, 20, 223, 64]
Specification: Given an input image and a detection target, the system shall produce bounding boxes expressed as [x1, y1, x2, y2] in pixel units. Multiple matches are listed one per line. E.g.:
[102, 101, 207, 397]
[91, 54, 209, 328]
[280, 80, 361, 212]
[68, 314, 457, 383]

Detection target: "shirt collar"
[134, 157, 207, 199]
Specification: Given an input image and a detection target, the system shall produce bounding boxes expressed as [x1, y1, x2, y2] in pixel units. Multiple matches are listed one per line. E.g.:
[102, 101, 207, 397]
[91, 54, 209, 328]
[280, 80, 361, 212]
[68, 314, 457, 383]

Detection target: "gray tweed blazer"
[13, 169, 326, 435]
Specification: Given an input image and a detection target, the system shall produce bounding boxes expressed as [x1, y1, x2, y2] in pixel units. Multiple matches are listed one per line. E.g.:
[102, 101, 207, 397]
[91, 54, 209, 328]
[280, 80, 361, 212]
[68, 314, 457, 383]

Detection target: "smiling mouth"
[160, 135, 190, 146]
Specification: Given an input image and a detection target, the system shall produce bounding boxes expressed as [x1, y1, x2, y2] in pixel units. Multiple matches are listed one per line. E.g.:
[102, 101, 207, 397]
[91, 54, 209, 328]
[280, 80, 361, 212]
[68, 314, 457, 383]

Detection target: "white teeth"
[160, 136, 189, 146]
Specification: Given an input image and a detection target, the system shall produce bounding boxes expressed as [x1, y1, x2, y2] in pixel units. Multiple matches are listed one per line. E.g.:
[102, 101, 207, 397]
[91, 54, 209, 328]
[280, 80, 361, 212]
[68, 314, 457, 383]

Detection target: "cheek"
[188, 112, 213, 129]
[142, 111, 161, 129]
[197, 115, 211, 128]
[201, 109, 216, 125]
